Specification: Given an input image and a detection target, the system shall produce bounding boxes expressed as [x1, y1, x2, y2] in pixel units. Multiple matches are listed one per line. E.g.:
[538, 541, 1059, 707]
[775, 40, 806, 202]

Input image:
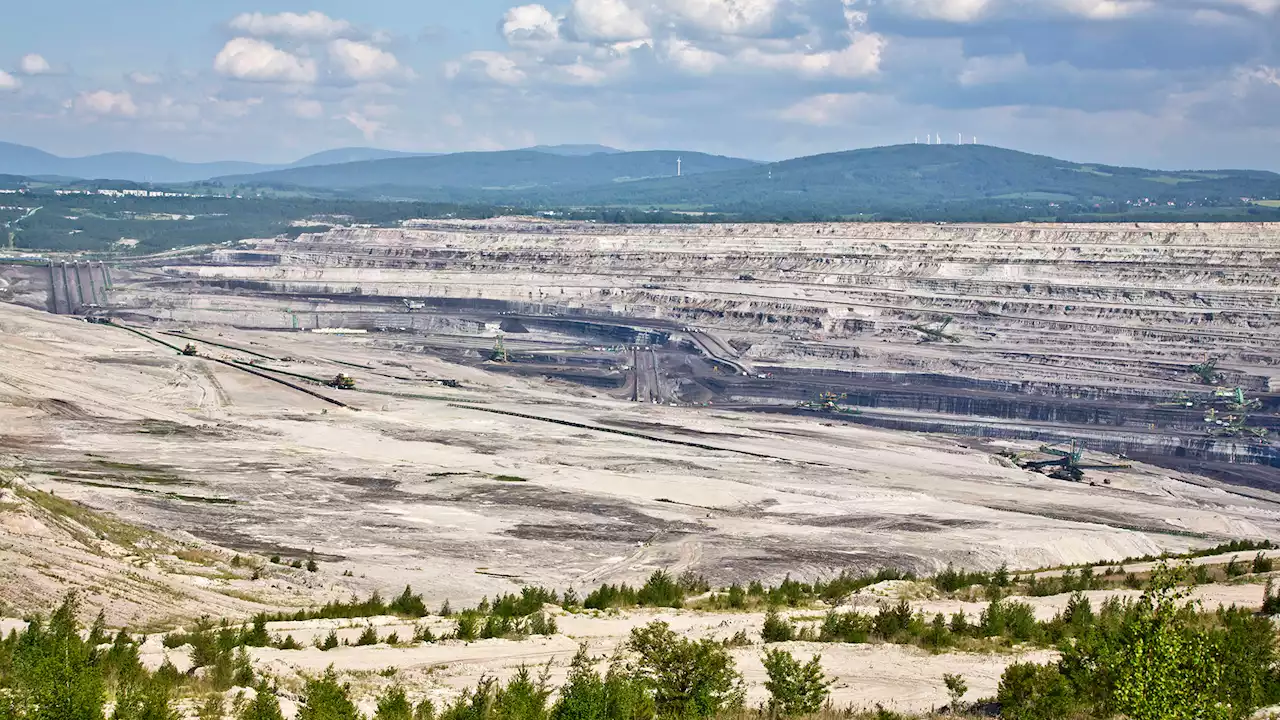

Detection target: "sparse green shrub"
[638, 571, 684, 608]
[239, 682, 285, 720]
[997, 663, 1076, 720]
[242, 615, 270, 647]
[529, 613, 558, 636]
[356, 626, 379, 646]
[1263, 578, 1280, 615]
[495, 665, 553, 720]
[492, 587, 559, 618]
[1226, 556, 1246, 578]
[818, 610, 870, 644]
[197, 693, 224, 720]
[374, 685, 415, 720]
[761, 609, 795, 643]
[296, 669, 360, 720]
[1192, 565, 1212, 585]
[232, 647, 255, 687]
[676, 572, 711, 596]
[626, 621, 744, 719]
[551, 645, 605, 720]
[385, 632, 401, 646]
[923, 614, 952, 652]
[274, 635, 301, 650]
[761, 649, 831, 717]
[455, 613, 481, 642]
[318, 630, 339, 651]
[943, 673, 967, 709]
[1252, 553, 1274, 575]
[414, 624, 437, 644]
[872, 600, 914, 639]
[389, 586, 429, 617]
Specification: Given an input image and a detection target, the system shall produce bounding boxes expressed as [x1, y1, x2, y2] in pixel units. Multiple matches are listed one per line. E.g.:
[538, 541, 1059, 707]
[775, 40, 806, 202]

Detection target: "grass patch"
[16, 486, 159, 551]
[492, 474, 529, 483]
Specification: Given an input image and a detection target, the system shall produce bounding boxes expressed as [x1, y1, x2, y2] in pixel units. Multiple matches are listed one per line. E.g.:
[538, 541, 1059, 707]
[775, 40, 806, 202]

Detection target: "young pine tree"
[238, 683, 285, 720]
[296, 669, 361, 720]
[762, 649, 831, 717]
[374, 686, 415, 720]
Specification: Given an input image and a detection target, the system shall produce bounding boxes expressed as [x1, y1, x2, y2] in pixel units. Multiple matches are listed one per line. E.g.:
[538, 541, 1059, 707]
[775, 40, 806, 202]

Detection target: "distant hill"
[289, 147, 433, 168]
[0, 142, 433, 183]
[213, 144, 1280, 218]
[523, 144, 623, 156]
[215, 150, 757, 191]
[0, 142, 278, 183]
[527, 144, 1280, 216]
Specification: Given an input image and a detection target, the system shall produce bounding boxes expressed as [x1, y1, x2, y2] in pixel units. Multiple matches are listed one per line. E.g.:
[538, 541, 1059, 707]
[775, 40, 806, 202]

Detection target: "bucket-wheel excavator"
[1012, 440, 1131, 483]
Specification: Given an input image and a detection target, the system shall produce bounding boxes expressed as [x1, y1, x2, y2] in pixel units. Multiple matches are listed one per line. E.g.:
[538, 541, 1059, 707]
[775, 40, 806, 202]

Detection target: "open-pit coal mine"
[3, 218, 1280, 598]
[91, 219, 1280, 484]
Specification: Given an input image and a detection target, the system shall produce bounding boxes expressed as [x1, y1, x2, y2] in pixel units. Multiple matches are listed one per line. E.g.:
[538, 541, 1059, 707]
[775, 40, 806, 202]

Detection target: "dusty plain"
[2, 218, 1279, 712]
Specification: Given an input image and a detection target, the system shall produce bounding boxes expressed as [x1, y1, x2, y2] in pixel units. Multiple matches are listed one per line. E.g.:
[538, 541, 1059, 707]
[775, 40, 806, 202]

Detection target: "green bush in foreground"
[999, 561, 1280, 720]
[626, 622, 744, 720]
[762, 649, 831, 717]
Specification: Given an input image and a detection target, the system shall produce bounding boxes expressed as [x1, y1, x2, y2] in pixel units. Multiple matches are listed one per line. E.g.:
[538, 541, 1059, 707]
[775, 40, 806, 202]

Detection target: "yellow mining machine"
[799, 391, 858, 415]
[328, 373, 357, 390]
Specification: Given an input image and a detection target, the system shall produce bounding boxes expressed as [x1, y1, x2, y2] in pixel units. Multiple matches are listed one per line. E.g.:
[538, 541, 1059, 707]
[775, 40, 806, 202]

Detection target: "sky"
[2, 0, 1280, 169]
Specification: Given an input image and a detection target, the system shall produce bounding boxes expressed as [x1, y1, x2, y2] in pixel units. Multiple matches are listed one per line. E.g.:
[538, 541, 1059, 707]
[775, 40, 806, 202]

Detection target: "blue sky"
[3, 1, 1280, 168]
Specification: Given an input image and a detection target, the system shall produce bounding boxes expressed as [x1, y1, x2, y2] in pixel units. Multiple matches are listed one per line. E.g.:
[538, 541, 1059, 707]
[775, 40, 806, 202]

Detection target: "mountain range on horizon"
[4, 140, 1280, 222]
[0, 142, 630, 184]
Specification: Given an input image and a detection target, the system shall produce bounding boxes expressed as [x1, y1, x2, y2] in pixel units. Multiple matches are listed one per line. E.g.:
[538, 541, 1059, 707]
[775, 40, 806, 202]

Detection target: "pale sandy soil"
[2, 302, 1275, 622]
[128, 572, 1267, 715]
[1, 293, 1277, 714]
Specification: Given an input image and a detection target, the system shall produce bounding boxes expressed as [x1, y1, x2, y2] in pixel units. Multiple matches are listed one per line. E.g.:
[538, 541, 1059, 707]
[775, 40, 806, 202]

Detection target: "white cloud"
[874, 0, 1153, 21]
[343, 111, 384, 139]
[329, 39, 403, 82]
[214, 38, 318, 84]
[0, 71, 20, 91]
[74, 90, 139, 118]
[661, 38, 726, 75]
[128, 72, 161, 85]
[739, 33, 884, 78]
[19, 54, 52, 75]
[292, 99, 325, 119]
[657, 0, 782, 35]
[779, 92, 878, 126]
[503, 4, 563, 45]
[229, 11, 352, 39]
[447, 51, 529, 85]
[569, 0, 651, 42]
[1215, 0, 1280, 11]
